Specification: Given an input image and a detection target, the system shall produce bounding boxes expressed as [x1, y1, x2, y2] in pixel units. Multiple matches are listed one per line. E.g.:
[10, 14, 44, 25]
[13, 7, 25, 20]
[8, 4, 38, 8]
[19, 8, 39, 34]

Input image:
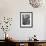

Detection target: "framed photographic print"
[20, 12, 33, 28]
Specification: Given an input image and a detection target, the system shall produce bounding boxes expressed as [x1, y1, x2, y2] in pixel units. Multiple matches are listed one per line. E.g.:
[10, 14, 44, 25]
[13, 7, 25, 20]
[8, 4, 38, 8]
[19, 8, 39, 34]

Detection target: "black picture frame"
[20, 12, 33, 28]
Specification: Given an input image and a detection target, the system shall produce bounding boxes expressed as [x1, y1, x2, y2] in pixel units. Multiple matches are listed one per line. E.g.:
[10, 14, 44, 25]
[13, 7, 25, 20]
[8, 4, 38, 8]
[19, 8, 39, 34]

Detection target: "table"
[5, 39, 46, 46]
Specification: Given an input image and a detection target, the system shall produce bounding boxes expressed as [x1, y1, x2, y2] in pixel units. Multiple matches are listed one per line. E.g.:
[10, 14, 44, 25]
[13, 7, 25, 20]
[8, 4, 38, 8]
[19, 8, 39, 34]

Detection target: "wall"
[0, 0, 46, 40]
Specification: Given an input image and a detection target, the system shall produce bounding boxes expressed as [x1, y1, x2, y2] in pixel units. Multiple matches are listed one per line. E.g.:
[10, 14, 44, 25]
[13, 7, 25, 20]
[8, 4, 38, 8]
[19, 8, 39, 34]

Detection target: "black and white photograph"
[20, 12, 33, 28]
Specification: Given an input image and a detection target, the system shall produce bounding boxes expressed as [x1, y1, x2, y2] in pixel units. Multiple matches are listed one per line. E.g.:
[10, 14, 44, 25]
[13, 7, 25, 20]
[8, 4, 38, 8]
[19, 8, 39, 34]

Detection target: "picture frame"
[20, 12, 33, 28]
